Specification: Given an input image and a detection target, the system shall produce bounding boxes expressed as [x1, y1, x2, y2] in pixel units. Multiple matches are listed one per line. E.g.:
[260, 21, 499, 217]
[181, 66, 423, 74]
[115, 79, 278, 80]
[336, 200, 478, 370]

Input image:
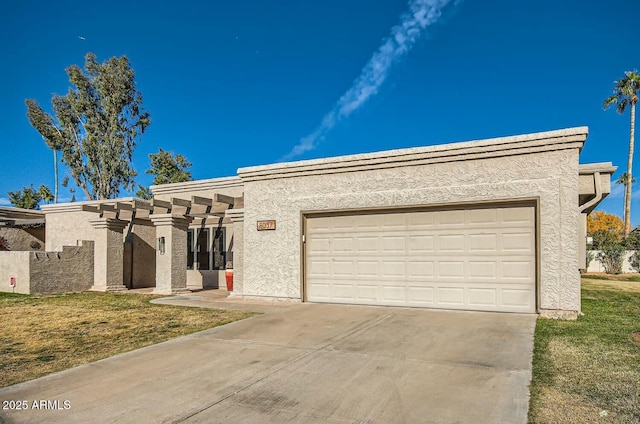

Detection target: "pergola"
[79, 195, 238, 294]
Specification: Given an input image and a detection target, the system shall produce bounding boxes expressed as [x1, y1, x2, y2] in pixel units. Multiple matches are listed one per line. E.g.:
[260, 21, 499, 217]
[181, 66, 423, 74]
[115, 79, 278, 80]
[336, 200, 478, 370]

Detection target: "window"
[187, 230, 194, 270]
[186, 226, 226, 270]
[212, 227, 226, 270]
[197, 229, 210, 270]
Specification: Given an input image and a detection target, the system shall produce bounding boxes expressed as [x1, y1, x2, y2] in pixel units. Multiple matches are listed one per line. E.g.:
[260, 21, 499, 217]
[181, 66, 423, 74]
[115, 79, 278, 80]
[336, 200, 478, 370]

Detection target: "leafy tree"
[622, 232, 640, 250]
[7, 184, 54, 209]
[26, 52, 150, 201]
[590, 229, 619, 250]
[136, 148, 192, 199]
[26, 103, 63, 203]
[135, 185, 152, 200]
[604, 70, 640, 236]
[587, 211, 624, 239]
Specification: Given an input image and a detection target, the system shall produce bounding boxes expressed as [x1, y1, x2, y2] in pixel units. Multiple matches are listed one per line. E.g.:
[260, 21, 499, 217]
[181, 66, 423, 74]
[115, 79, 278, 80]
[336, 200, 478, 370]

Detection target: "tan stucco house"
[0, 127, 615, 318]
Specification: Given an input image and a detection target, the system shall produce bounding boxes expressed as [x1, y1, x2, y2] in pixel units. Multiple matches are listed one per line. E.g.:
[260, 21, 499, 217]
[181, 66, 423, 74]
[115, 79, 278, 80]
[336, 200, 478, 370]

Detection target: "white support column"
[89, 218, 128, 292]
[225, 208, 244, 296]
[150, 214, 193, 294]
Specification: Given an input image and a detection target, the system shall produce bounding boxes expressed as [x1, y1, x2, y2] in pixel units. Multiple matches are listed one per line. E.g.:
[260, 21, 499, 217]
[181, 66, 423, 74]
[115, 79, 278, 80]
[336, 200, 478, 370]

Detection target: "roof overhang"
[578, 162, 617, 214]
[0, 206, 45, 227]
[238, 127, 589, 182]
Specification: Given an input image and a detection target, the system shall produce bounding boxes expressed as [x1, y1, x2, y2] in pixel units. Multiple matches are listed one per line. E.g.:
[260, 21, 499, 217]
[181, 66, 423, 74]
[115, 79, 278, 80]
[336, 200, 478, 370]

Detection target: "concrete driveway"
[0, 303, 536, 424]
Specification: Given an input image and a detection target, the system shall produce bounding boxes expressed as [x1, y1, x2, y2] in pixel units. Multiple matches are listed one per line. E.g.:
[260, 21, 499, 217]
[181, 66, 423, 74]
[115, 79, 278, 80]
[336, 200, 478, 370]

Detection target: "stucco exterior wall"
[0, 252, 31, 294]
[240, 146, 582, 314]
[126, 220, 156, 288]
[44, 210, 97, 251]
[0, 226, 45, 251]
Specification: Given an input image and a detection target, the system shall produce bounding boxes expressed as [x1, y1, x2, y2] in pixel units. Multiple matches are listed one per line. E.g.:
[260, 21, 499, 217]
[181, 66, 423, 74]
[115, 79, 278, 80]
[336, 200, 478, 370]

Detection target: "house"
[1, 127, 616, 318]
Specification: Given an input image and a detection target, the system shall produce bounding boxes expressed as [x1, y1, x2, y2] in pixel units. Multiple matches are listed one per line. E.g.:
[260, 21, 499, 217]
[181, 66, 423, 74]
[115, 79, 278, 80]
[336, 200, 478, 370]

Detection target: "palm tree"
[604, 70, 640, 237]
[615, 172, 636, 225]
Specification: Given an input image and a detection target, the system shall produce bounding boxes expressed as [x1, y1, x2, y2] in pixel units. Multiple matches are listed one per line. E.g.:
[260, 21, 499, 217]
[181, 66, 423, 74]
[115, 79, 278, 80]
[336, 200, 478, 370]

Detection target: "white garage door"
[304, 205, 536, 313]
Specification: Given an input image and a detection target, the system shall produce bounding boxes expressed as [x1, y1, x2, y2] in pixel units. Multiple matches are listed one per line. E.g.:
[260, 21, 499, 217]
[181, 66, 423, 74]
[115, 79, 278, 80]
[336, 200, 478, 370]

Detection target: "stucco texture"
[0, 226, 45, 251]
[241, 148, 581, 314]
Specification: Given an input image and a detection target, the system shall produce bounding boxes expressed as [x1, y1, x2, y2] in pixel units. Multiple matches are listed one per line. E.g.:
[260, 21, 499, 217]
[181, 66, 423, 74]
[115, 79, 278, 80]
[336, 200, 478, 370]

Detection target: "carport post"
[150, 214, 193, 294]
[89, 218, 128, 292]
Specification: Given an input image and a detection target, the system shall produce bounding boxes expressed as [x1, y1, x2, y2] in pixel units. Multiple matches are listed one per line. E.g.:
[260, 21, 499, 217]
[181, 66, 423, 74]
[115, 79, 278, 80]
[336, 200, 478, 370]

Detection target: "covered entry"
[304, 203, 536, 313]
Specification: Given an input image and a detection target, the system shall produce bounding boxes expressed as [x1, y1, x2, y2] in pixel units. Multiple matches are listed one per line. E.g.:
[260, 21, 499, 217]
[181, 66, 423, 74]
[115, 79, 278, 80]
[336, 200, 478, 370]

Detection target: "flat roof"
[238, 127, 589, 182]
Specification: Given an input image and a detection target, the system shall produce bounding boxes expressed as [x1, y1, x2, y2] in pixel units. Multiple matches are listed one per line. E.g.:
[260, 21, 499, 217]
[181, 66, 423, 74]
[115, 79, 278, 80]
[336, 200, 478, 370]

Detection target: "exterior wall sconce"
[158, 237, 166, 255]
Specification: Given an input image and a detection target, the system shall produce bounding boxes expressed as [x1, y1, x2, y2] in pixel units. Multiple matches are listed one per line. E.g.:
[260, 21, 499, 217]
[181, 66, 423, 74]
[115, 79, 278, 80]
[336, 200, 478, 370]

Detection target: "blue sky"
[0, 0, 638, 223]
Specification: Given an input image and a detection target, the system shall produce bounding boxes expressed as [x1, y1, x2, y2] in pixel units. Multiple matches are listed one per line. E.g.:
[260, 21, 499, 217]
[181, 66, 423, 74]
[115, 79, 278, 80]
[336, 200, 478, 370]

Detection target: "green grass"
[581, 272, 640, 282]
[580, 273, 610, 280]
[528, 279, 640, 423]
[0, 291, 257, 388]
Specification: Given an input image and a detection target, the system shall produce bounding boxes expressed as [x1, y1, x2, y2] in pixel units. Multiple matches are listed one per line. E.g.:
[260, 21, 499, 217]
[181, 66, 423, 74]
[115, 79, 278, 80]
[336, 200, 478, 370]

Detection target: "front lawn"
[0, 291, 256, 388]
[528, 279, 640, 423]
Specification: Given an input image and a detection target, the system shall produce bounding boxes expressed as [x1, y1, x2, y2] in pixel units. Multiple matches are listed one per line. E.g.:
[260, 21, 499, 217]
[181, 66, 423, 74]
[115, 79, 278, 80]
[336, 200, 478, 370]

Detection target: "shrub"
[623, 233, 640, 250]
[629, 251, 640, 273]
[586, 250, 595, 269]
[597, 239, 624, 274]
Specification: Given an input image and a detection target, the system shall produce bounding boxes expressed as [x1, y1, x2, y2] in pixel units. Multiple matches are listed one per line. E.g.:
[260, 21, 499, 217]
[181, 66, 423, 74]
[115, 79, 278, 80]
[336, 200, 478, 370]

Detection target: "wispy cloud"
[608, 183, 624, 199]
[282, 0, 457, 160]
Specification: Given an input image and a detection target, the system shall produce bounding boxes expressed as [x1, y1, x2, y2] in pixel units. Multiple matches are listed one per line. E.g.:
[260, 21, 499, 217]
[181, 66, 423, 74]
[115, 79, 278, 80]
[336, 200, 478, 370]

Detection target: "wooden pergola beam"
[191, 196, 213, 206]
[81, 205, 100, 214]
[213, 193, 234, 206]
[151, 199, 172, 214]
[132, 199, 153, 210]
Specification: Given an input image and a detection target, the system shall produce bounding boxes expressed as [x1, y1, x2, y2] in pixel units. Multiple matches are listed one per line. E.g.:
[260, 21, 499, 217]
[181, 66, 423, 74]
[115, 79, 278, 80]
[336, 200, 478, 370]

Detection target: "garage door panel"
[501, 289, 533, 308]
[468, 261, 498, 279]
[468, 208, 498, 224]
[502, 260, 534, 279]
[408, 235, 434, 252]
[468, 234, 498, 251]
[357, 261, 378, 276]
[407, 287, 435, 304]
[439, 210, 465, 225]
[408, 261, 435, 277]
[468, 288, 497, 306]
[380, 261, 403, 277]
[305, 205, 536, 313]
[501, 207, 535, 223]
[438, 235, 465, 252]
[502, 232, 534, 250]
[356, 237, 378, 251]
[438, 261, 465, 278]
[381, 285, 406, 302]
[382, 236, 405, 252]
[438, 287, 465, 305]
[356, 285, 377, 301]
